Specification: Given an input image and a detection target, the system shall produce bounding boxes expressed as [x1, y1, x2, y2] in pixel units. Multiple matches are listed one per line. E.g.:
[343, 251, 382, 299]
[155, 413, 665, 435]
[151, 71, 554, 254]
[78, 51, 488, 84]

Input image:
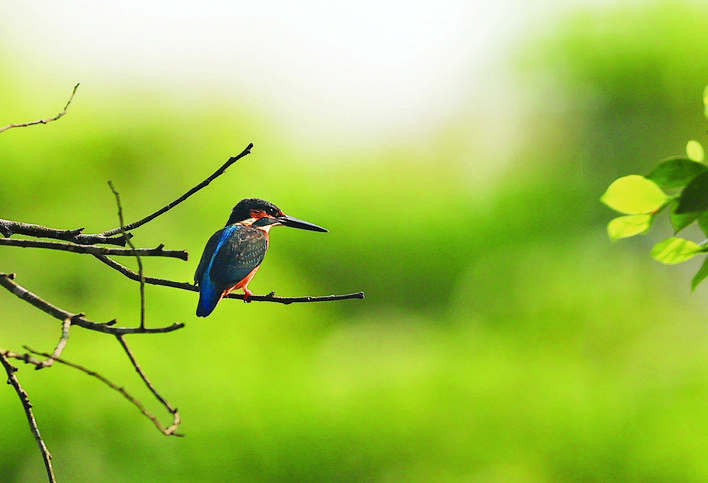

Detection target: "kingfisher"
[194, 198, 328, 317]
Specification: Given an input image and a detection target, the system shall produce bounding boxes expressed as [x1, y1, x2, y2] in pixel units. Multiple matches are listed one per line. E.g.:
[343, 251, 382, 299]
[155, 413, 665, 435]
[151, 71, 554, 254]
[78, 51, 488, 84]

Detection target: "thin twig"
[0, 238, 188, 260]
[0, 273, 184, 335]
[0, 352, 56, 482]
[0, 219, 128, 246]
[17, 347, 184, 437]
[101, 143, 254, 237]
[93, 254, 366, 304]
[115, 336, 181, 435]
[106, 185, 181, 432]
[34, 318, 71, 370]
[108, 181, 146, 328]
[0, 83, 80, 134]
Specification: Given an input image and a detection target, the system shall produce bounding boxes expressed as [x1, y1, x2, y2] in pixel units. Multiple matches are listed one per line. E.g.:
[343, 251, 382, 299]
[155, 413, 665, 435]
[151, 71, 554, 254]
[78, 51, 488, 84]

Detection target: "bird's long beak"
[277, 215, 328, 232]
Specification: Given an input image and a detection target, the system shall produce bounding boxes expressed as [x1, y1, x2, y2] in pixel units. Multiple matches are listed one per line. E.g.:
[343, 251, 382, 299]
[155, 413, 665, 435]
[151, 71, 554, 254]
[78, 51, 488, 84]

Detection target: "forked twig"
[34, 318, 71, 370]
[115, 336, 181, 435]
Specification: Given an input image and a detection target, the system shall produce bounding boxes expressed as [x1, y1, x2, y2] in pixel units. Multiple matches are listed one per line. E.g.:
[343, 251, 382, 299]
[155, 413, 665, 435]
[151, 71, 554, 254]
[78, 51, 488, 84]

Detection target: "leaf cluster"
[602, 91, 708, 289]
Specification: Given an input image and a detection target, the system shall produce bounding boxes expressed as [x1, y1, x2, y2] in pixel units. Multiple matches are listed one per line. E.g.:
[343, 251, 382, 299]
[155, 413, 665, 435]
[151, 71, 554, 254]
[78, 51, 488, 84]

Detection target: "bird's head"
[226, 198, 328, 232]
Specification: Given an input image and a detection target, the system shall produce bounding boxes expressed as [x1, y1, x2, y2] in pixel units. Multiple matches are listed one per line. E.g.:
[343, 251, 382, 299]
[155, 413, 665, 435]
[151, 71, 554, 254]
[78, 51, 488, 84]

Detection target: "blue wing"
[210, 225, 268, 285]
[195, 225, 268, 317]
[194, 229, 223, 285]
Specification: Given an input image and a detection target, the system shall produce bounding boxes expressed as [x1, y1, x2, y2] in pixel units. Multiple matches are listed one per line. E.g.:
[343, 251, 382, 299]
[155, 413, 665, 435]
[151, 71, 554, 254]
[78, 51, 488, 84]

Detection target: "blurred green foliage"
[4, 2, 708, 482]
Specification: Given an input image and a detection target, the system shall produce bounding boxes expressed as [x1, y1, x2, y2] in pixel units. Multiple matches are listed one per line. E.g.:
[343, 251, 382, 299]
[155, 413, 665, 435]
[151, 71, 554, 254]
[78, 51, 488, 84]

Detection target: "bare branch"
[0, 219, 128, 246]
[115, 336, 181, 435]
[93, 254, 365, 304]
[14, 347, 184, 437]
[101, 143, 254, 237]
[0, 352, 56, 482]
[0, 238, 188, 260]
[108, 181, 147, 328]
[0, 83, 80, 134]
[0, 273, 185, 335]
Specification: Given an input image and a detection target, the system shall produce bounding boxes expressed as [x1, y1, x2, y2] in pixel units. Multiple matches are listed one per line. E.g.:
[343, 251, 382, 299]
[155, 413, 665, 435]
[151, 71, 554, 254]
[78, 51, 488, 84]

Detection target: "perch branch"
[101, 142, 254, 237]
[236, 290, 366, 304]
[0, 219, 128, 246]
[0, 352, 56, 483]
[0, 238, 188, 260]
[115, 336, 181, 436]
[0, 273, 184, 335]
[0, 83, 80, 134]
[93, 254, 365, 304]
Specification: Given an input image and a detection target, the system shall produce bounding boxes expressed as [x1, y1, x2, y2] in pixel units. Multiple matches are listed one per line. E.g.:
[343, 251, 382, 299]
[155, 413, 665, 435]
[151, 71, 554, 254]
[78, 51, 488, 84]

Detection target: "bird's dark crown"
[226, 198, 283, 225]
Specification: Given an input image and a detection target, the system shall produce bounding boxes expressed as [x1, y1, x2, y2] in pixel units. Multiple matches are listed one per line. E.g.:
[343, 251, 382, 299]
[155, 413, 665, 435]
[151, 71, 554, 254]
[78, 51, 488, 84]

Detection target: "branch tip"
[0, 82, 80, 135]
[100, 142, 254, 236]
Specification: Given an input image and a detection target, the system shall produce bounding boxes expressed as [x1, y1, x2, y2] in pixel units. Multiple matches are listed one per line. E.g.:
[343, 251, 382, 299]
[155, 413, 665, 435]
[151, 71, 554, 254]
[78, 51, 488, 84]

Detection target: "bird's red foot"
[243, 288, 254, 303]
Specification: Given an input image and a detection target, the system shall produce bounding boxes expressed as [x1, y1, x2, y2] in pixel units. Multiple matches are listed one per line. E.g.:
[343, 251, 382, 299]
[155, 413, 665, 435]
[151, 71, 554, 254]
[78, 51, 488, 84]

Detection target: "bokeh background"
[3, 1, 708, 481]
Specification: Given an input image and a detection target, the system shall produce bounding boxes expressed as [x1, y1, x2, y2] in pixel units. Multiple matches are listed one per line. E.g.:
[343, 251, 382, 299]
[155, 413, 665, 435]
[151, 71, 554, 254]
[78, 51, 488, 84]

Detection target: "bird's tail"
[196, 283, 223, 317]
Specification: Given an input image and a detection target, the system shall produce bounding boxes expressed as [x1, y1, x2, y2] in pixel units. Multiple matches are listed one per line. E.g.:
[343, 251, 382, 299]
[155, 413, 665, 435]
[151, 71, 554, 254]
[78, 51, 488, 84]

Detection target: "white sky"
[1, 1, 602, 145]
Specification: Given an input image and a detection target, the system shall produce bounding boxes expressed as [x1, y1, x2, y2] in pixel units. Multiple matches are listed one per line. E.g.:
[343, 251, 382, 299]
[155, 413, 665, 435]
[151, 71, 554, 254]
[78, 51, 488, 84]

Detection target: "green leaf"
[676, 171, 708, 213]
[601, 175, 669, 214]
[646, 156, 707, 188]
[692, 256, 708, 290]
[650, 237, 704, 265]
[704, 85, 708, 119]
[670, 205, 699, 234]
[687, 140, 705, 162]
[607, 214, 652, 241]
